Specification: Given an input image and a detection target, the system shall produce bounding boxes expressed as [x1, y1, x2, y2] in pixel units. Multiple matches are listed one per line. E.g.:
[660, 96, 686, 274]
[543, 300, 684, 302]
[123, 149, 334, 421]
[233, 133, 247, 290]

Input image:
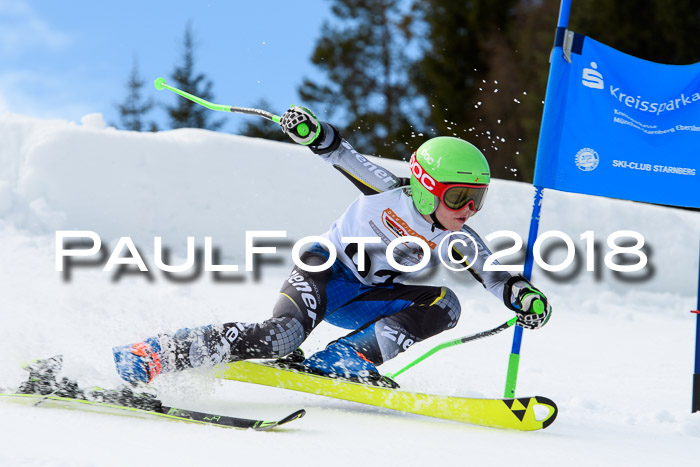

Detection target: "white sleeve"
[445, 225, 521, 307]
[312, 124, 401, 195]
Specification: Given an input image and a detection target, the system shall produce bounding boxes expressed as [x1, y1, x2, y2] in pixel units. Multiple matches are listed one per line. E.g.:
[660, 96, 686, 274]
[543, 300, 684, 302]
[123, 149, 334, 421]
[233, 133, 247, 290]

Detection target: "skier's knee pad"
[263, 315, 306, 358]
[431, 287, 461, 329]
[224, 315, 306, 360]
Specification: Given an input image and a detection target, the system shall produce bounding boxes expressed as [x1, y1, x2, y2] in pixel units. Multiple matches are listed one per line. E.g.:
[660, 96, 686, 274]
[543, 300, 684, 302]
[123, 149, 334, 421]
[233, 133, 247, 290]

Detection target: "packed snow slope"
[0, 112, 699, 466]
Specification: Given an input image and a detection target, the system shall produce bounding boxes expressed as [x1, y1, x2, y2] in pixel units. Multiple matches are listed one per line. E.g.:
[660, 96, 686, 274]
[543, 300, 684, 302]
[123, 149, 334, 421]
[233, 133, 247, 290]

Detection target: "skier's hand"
[280, 105, 322, 146]
[513, 286, 552, 330]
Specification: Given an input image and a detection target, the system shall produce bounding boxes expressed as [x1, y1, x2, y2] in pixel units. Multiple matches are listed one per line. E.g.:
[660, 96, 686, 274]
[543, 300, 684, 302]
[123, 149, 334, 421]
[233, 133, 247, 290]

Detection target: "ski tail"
[501, 396, 558, 430]
[535, 396, 558, 429]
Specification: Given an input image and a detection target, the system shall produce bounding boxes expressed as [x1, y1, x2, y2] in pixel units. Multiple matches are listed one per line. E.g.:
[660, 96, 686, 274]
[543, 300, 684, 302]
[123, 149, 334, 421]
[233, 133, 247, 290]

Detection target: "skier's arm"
[448, 226, 552, 329]
[279, 106, 402, 195]
[447, 225, 513, 301]
[316, 129, 403, 195]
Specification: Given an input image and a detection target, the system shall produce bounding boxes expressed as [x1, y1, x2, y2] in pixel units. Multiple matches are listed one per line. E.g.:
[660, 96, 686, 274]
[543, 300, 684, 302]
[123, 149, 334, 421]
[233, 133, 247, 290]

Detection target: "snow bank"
[0, 111, 697, 296]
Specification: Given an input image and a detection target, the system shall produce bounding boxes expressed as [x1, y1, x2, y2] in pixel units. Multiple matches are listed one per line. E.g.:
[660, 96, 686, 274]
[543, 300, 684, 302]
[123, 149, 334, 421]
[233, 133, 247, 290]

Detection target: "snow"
[0, 112, 699, 466]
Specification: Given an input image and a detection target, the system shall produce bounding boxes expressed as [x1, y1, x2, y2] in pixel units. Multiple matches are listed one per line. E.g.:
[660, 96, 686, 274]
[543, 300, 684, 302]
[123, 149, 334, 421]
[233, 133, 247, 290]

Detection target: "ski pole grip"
[533, 299, 545, 315]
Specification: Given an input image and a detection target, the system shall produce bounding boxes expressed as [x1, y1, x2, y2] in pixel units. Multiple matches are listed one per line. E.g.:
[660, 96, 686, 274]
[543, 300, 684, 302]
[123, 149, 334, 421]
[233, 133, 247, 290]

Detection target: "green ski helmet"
[409, 136, 490, 215]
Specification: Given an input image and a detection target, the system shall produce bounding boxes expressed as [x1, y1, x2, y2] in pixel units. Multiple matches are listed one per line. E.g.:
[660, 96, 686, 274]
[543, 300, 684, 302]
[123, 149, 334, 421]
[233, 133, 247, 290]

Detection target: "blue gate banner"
[534, 30, 700, 208]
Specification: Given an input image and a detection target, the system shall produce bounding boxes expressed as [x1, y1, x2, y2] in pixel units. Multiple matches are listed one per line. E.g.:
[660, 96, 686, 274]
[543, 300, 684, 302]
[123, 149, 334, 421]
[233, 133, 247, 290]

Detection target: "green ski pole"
[385, 318, 518, 380]
[154, 77, 281, 123]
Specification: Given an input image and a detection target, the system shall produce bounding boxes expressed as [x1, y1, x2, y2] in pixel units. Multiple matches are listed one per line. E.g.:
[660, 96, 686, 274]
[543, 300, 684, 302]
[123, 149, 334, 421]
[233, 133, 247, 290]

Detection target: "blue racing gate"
[505, 0, 700, 412]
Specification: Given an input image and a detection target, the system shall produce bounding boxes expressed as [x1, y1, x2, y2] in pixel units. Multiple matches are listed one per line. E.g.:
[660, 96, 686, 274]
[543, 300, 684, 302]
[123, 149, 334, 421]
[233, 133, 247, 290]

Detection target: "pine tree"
[467, 0, 559, 182]
[166, 23, 224, 130]
[116, 57, 157, 132]
[299, 0, 420, 159]
[569, 0, 700, 65]
[412, 0, 521, 179]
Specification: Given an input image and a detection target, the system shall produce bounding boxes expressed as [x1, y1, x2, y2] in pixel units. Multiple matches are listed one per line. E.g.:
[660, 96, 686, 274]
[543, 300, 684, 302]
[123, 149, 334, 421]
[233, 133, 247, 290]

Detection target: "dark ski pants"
[161, 246, 461, 370]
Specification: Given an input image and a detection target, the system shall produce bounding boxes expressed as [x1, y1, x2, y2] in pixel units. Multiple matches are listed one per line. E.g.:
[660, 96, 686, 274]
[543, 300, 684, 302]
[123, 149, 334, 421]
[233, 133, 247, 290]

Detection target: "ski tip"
[254, 409, 306, 431]
[274, 409, 306, 428]
[154, 77, 167, 90]
[279, 408, 306, 425]
[534, 396, 558, 429]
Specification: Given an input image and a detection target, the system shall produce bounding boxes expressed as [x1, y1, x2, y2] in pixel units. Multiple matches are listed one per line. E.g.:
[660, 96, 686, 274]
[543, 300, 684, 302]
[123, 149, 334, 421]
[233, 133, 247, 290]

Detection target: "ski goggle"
[410, 153, 489, 212]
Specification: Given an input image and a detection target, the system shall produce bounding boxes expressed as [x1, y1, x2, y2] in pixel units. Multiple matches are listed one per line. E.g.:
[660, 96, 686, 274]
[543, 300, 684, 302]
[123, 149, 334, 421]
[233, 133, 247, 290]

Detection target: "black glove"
[279, 105, 322, 146]
[511, 281, 552, 330]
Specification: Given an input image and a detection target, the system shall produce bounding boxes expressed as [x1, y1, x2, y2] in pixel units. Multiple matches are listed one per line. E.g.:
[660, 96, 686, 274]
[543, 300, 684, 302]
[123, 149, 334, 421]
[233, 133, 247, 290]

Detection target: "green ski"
[3, 355, 304, 431]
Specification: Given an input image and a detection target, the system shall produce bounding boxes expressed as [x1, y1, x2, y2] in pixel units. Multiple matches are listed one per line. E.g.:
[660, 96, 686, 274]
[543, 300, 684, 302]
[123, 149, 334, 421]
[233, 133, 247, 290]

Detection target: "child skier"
[113, 106, 552, 386]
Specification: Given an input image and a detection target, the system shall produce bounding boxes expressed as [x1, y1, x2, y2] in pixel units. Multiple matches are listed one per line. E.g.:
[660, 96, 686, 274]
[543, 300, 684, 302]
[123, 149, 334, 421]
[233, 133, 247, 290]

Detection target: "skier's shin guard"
[113, 303, 311, 381]
[113, 324, 238, 382]
[154, 317, 307, 372]
[131, 311, 309, 375]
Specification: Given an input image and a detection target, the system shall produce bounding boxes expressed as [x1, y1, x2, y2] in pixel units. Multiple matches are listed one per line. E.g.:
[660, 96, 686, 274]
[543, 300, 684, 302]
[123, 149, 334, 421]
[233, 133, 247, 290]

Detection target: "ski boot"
[112, 337, 163, 384]
[301, 341, 399, 388]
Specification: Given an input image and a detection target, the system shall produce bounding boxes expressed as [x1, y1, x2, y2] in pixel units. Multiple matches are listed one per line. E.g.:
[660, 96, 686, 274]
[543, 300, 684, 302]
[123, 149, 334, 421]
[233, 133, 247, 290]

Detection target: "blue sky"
[0, 0, 331, 132]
